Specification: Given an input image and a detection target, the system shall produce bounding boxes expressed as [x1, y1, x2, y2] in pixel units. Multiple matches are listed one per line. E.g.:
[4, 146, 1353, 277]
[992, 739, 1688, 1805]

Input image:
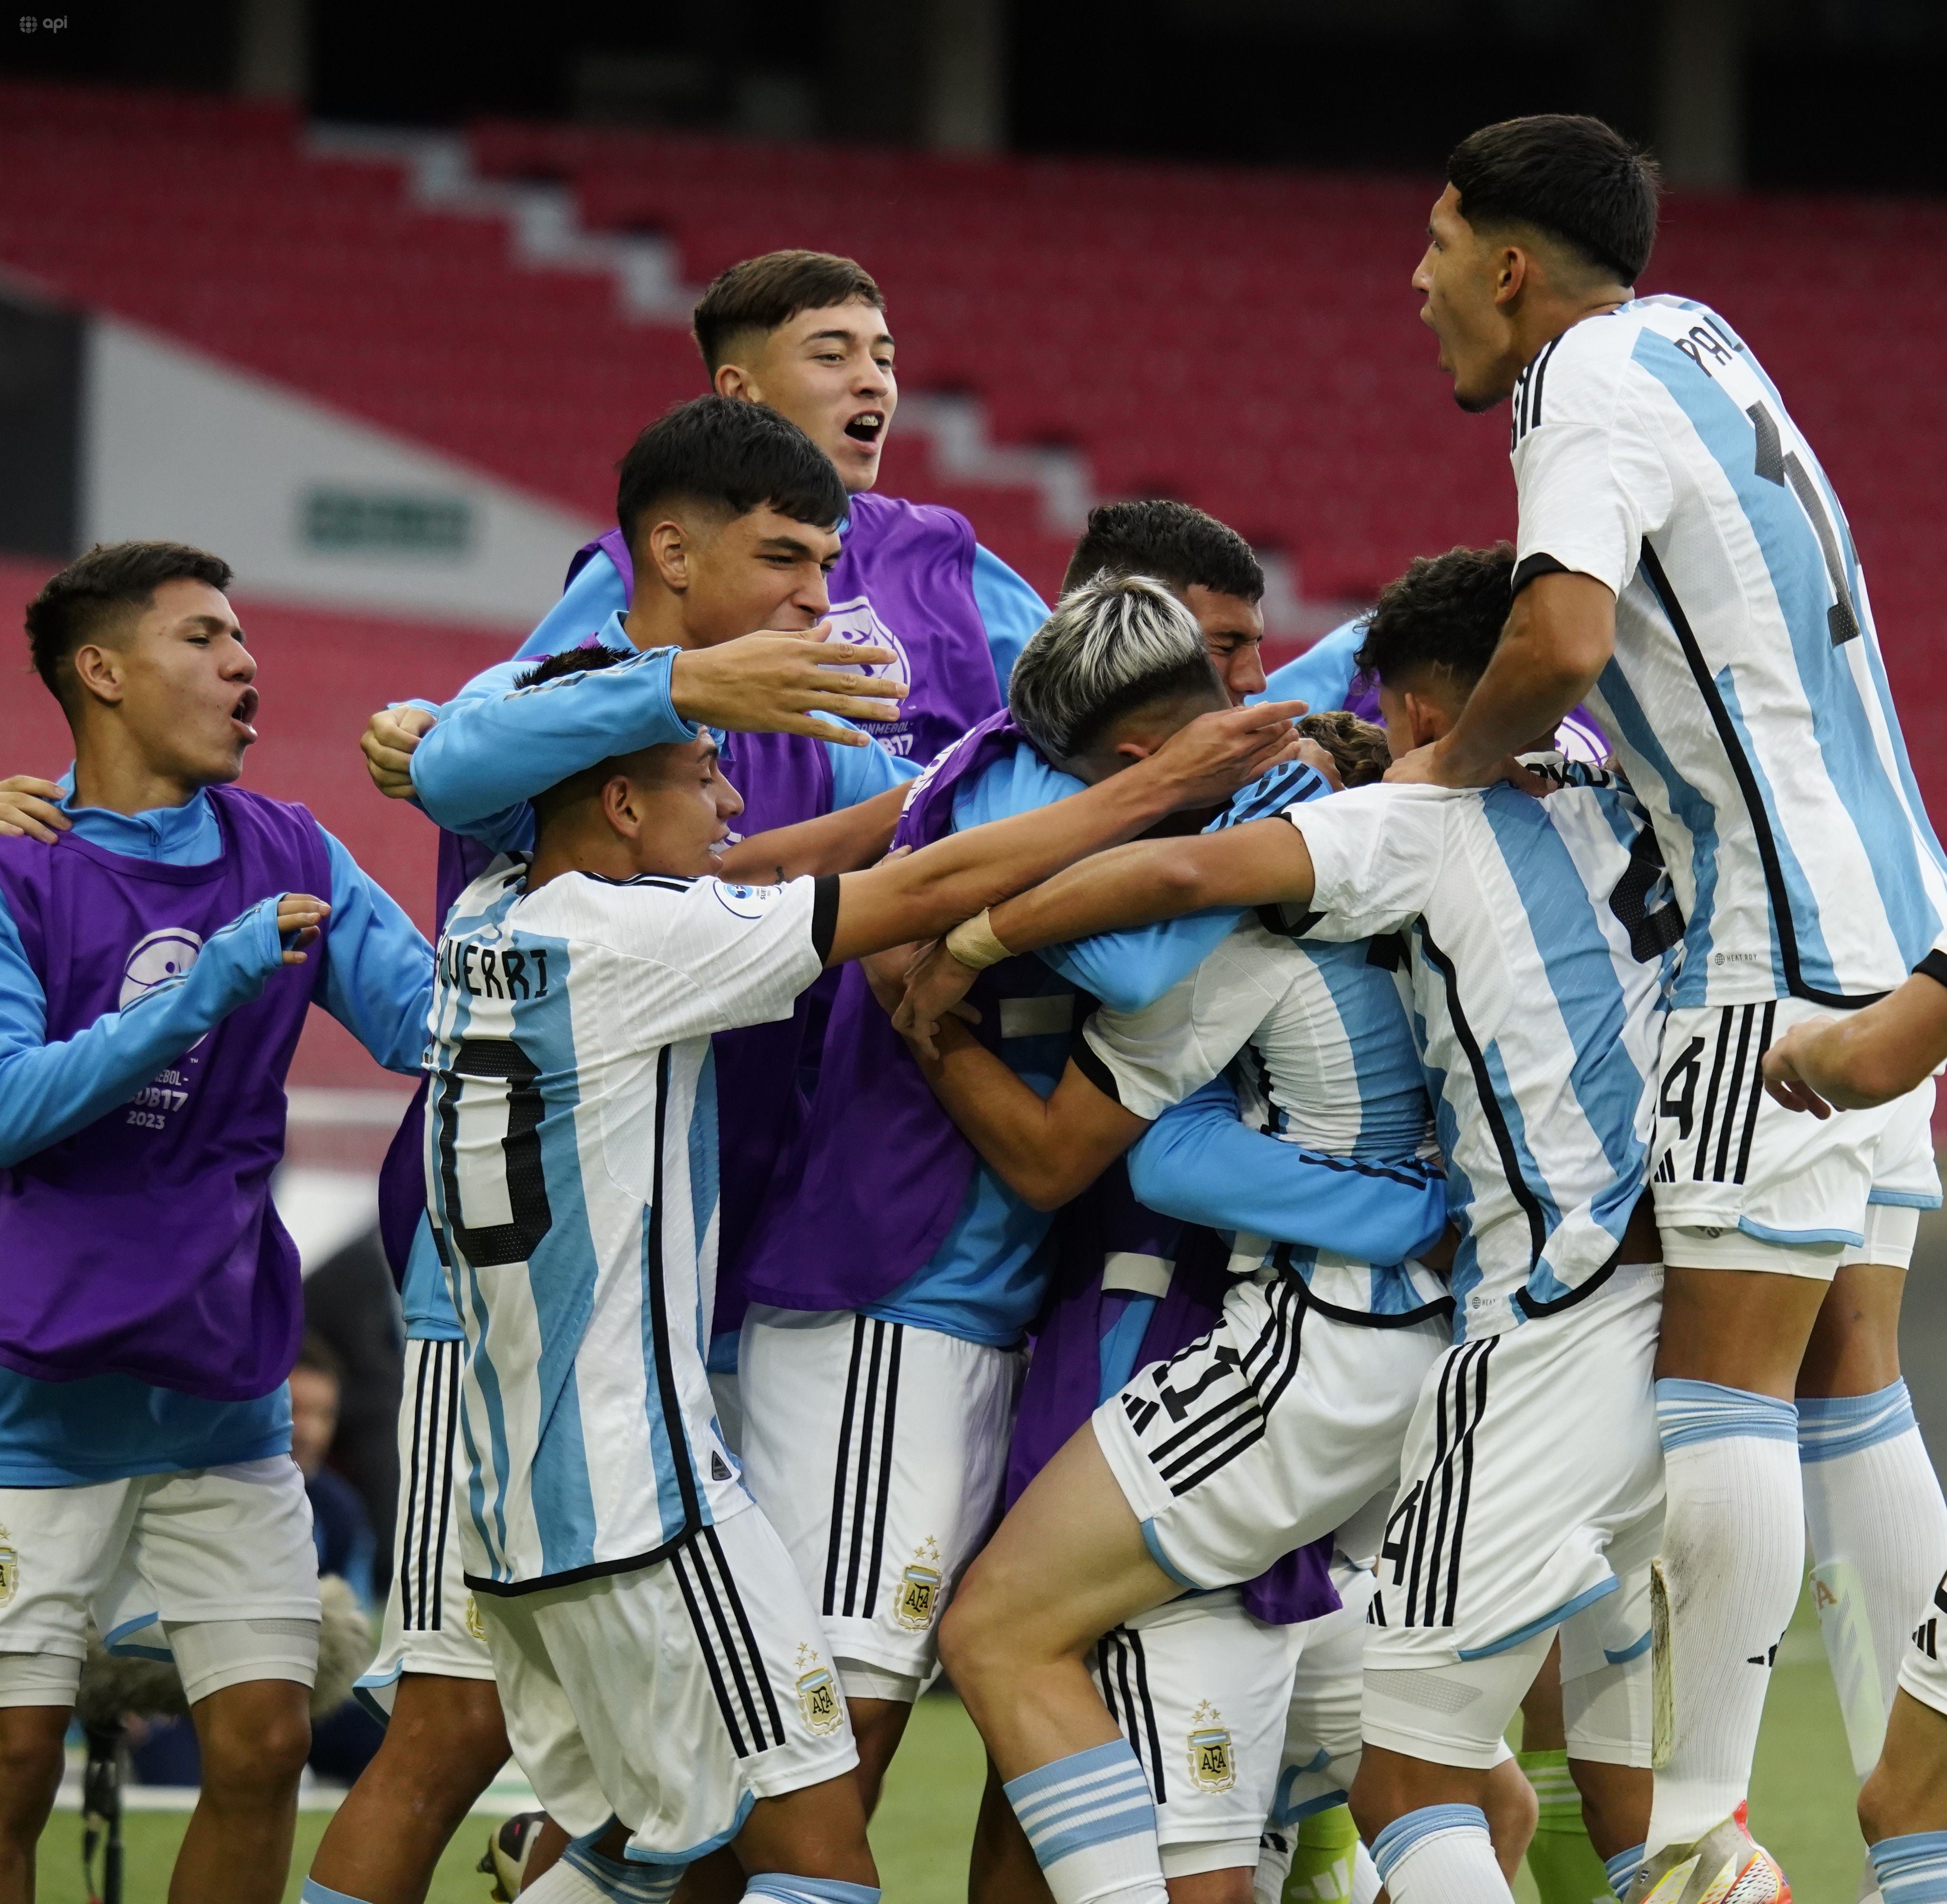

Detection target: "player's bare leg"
[1481, 1756, 1540, 1881]
[515, 1816, 571, 1892]
[941, 1427, 1184, 1903]
[1643, 1263, 1826, 1876]
[970, 1761, 1053, 1904]
[941, 1427, 1179, 1777]
[172, 1676, 312, 1904]
[846, 1697, 914, 1817]
[0, 1705, 68, 1904]
[307, 1674, 511, 1904]
[1796, 1262, 1947, 1801]
[1861, 1689, 1947, 1843]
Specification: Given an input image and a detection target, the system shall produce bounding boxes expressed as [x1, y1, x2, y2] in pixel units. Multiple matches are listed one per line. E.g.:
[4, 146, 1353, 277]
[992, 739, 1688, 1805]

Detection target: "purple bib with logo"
[0, 785, 330, 1399]
[738, 713, 1074, 1316]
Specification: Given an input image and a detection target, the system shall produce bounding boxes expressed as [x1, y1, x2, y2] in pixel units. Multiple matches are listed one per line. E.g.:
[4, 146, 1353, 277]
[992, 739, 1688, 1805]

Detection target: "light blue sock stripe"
[1798, 1380, 1919, 1462]
[300, 1884, 372, 1904]
[1606, 1844, 1647, 1900]
[1371, 1804, 1490, 1883]
[1656, 1378, 1798, 1451]
[1871, 1830, 1947, 1904]
[1004, 1741, 1156, 1869]
[743, 1879, 882, 1904]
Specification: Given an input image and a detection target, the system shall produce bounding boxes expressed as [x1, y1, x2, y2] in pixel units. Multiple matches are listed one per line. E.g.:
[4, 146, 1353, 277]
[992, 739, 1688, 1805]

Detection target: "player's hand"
[892, 938, 983, 1061]
[669, 625, 910, 747]
[1384, 736, 1548, 797]
[858, 942, 921, 1016]
[276, 893, 331, 963]
[1142, 698, 1310, 807]
[361, 704, 437, 799]
[1761, 1020, 1838, 1118]
[0, 775, 69, 843]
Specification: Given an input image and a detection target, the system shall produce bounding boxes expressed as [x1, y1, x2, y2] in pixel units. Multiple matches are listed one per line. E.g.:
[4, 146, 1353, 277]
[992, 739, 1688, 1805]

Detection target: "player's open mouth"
[844, 411, 884, 445]
[231, 687, 259, 740]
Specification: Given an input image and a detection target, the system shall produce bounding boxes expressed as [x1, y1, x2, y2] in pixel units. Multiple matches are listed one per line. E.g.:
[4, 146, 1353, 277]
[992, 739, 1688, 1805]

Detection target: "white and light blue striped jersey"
[1511, 294, 1947, 1008]
[1078, 918, 1446, 1322]
[1290, 768, 1678, 1339]
[426, 861, 832, 1593]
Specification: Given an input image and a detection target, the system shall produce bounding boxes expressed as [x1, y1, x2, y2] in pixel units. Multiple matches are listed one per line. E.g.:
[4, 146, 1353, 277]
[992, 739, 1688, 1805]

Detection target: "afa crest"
[0, 1523, 15, 1608]
[1187, 1700, 1235, 1794]
[894, 1537, 943, 1633]
[464, 1594, 486, 1642]
[794, 1643, 844, 1736]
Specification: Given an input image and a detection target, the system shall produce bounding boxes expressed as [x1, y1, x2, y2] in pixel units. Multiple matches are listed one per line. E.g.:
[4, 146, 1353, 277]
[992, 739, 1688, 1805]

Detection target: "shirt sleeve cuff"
[1914, 949, 1947, 992]
[1510, 552, 1571, 596]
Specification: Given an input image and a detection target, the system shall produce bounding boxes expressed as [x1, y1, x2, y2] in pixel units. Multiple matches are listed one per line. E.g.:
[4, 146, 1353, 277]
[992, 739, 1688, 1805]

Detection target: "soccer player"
[730, 576, 1315, 1818]
[1395, 111, 1947, 1895]
[422, 639, 1299, 1904]
[525, 248, 1048, 763]
[308, 398, 924, 1904]
[899, 540, 1674, 1904]
[0, 543, 434, 1904]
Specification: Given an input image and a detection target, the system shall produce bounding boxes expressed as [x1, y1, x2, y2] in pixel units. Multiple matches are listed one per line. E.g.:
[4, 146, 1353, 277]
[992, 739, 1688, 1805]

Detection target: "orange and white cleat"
[1623, 1815, 1790, 1904]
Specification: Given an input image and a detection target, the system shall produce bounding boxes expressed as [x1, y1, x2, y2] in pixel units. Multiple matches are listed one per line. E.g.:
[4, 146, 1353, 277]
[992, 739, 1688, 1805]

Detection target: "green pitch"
[28, 1580, 1869, 1904]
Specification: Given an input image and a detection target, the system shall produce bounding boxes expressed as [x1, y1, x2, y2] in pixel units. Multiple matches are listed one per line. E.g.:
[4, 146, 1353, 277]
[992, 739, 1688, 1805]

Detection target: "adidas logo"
[710, 1450, 733, 1481]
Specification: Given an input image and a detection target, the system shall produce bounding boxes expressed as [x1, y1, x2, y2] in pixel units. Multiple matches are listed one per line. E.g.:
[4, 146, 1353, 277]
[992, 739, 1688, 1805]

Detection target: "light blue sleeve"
[516, 549, 631, 661]
[1042, 759, 1330, 1013]
[1258, 616, 1367, 710]
[971, 543, 1050, 694]
[0, 891, 293, 1169]
[1127, 1076, 1448, 1264]
[826, 721, 924, 808]
[409, 644, 692, 833]
[318, 832, 435, 1076]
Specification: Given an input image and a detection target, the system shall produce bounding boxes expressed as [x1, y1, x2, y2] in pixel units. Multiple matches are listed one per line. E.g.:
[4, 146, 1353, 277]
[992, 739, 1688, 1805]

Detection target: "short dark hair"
[1447, 115, 1659, 286]
[1061, 501, 1264, 604]
[1355, 543, 1515, 691]
[615, 395, 846, 559]
[515, 643, 688, 829]
[692, 250, 885, 374]
[1298, 710, 1391, 789]
[25, 540, 232, 710]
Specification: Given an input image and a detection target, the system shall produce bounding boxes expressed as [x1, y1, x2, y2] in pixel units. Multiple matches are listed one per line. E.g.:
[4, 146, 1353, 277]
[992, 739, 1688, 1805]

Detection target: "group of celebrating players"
[2, 106, 1947, 1904]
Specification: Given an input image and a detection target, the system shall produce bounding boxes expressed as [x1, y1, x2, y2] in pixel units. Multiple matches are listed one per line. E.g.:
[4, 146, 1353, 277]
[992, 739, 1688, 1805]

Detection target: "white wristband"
[943, 908, 1013, 972]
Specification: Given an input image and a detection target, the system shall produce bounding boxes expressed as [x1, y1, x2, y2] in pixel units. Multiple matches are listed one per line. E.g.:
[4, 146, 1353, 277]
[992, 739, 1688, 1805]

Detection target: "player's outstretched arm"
[1385, 570, 1614, 789]
[718, 782, 911, 883]
[1762, 967, 1947, 1115]
[1128, 1075, 1449, 1265]
[0, 891, 328, 1168]
[821, 701, 1306, 968]
[892, 817, 1316, 1051]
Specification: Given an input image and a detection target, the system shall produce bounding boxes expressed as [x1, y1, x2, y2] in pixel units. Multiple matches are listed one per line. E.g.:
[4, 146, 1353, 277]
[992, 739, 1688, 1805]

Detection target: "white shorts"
[1898, 1568, 1947, 1721]
[1266, 1557, 1378, 1829]
[1093, 1272, 1448, 1591]
[356, 1338, 495, 1719]
[1360, 1267, 1664, 1765]
[0, 1456, 320, 1708]
[1091, 1587, 1297, 1877]
[1652, 1000, 1940, 1277]
[738, 1306, 1023, 1695]
[477, 1502, 859, 1865]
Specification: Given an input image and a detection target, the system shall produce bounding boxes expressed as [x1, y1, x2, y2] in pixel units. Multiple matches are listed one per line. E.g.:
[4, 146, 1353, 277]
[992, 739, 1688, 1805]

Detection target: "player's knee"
[0, 1711, 66, 1833]
[198, 1684, 312, 1800]
[1858, 1757, 1903, 1845]
[387, 1675, 511, 1793]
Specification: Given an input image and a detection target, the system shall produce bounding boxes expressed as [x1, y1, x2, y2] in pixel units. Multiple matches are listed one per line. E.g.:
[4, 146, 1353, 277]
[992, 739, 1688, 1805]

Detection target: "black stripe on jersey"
[825, 1318, 905, 1620]
[397, 1339, 463, 1630]
[1733, 1002, 1776, 1185]
[1146, 1280, 1301, 1496]
[1274, 1243, 1454, 1331]
[1099, 1627, 1168, 1805]
[646, 1049, 704, 1538]
[1711, 1006, 1758, 1182]
[1417, 922, 1548, 1271]
[1217, 764, 1324, 828]
[1638, 540, 1883, 1011]
[1530, 337, 1560, 431]
[703, 1524, 788, 1747]
[1403, 1339, 1496, 1627]
[1917, 951, 1947, 993]
[811, 874, 841, 964]
[1689, 1008, 1735, 1180]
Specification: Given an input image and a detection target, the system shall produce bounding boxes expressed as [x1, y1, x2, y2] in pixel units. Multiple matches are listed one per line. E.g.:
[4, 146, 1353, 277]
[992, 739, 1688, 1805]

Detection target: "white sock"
[1004, 1740, 1168, 1904]
[1800, 1381, 1947, 1776]
[521, 1840, 683, 1904]
[1647, 1380, 1804, 1855]
[518, 1866, 611, 1904]
[1370, 1805, 1510, 1903]
[1352, 1840, 1383, 1904]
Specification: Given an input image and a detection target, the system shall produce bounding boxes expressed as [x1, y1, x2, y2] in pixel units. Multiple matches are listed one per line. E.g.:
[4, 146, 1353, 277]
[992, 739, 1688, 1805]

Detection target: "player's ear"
[713, 361, 757, 403]
[1402, 689, 1452, 751]
[645, 518, 690, 595]
[70, 642, 127, 707]
[601, 771, 646, 841]
[1493, 242, 1529, 309]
